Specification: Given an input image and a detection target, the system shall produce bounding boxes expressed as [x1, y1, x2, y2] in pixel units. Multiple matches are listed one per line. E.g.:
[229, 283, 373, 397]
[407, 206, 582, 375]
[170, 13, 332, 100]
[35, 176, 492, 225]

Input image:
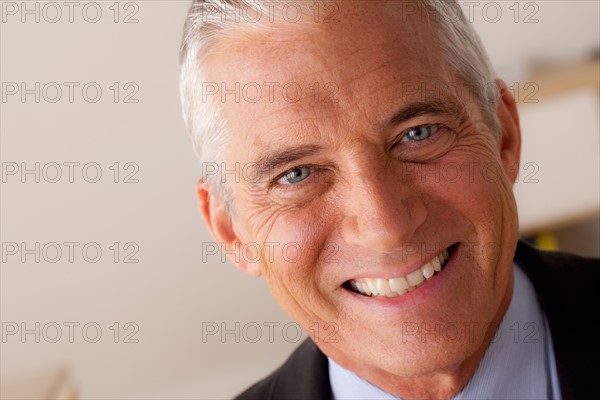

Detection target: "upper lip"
[338, 243, 454, 286]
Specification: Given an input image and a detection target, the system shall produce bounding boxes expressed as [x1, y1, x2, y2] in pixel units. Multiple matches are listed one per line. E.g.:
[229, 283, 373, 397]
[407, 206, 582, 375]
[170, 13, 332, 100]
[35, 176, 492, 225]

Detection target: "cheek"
[413, 162, 499, 233]
[250, 200, 341, 319]
[262, 208, 328, 279]
[422, 140, 516, 230]
[433, 156, 517, 291]
[415, 153, 517, 285]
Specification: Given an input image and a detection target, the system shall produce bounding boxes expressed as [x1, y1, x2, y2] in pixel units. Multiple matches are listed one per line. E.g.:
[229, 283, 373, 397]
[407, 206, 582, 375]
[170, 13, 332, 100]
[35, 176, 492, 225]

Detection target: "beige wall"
[1, 1, 598, 398]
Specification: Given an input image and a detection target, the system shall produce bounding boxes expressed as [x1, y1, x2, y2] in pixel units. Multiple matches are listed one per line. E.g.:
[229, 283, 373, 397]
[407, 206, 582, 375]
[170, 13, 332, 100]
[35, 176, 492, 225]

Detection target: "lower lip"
[343, 244, 460, 309]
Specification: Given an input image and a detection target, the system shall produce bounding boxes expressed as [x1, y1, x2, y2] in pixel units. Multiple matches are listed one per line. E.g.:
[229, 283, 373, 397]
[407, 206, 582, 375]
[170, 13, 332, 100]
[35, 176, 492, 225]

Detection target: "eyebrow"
[253, 144, 323, 181]
[382, 99, 468, 130]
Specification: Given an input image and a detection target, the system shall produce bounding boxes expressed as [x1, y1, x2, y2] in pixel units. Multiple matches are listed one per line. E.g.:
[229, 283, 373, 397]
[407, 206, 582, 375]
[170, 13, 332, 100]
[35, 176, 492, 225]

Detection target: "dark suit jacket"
[235, 241, 600, 399]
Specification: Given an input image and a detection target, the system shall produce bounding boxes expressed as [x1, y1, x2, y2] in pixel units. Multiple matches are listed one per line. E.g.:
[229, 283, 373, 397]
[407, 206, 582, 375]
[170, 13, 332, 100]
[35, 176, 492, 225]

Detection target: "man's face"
[201, 1, 520, 385]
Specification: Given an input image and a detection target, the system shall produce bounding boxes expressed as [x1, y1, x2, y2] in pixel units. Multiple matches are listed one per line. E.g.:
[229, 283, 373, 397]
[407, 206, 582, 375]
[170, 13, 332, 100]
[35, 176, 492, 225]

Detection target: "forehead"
[203, 1, 452, 147]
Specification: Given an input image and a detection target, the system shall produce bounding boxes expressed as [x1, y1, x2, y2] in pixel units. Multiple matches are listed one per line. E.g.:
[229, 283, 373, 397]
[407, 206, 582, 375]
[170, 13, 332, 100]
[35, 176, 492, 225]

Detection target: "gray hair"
[179, 0, 500, 205]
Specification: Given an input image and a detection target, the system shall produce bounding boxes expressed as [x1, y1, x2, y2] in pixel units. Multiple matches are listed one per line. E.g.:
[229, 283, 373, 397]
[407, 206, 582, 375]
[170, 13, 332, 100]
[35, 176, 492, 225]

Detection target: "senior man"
[179, 1, 599, 398]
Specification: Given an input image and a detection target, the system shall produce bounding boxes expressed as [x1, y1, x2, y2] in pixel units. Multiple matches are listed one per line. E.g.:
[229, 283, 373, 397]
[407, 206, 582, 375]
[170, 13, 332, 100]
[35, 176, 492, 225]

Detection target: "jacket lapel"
[514, 240, 599, 399]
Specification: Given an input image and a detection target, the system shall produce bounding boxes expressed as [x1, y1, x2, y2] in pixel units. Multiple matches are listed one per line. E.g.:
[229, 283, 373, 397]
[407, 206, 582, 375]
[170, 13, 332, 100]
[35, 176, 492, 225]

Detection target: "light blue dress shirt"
[329, 263, 561, 399]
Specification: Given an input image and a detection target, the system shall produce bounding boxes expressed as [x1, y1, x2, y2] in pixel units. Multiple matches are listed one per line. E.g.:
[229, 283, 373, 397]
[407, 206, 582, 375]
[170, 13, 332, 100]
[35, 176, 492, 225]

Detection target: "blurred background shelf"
[513, 58, 599, 256]
[0, 366, 77, 400]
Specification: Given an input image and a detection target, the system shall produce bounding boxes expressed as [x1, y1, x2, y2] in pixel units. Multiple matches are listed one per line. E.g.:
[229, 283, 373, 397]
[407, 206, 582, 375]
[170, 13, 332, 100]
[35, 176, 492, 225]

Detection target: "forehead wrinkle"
[230, 10, 430, 90]
[289, 37, 406, 82]
[247, 106, 339, 149]
[248, 114, 334, 158]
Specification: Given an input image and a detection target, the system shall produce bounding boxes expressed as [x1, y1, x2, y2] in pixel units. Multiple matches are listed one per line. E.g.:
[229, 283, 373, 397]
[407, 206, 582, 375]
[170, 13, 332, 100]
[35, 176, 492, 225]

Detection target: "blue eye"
[278, 166, 312, 185]
[401, 125, 436, 142]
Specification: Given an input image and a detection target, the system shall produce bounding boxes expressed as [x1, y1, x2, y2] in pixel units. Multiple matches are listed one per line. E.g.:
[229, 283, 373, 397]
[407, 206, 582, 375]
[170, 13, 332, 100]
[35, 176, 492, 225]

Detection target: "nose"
[340, 167, 427, 253]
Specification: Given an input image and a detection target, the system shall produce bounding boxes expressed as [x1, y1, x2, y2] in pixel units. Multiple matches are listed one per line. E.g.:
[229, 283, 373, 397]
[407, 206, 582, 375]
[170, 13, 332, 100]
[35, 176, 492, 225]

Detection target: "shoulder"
[234, 339, 331, 400]
[515, 239, 599, 301]
[515, 239, 599, 268]
[514, 239, 599, 330]
[514, 240, 600, 398]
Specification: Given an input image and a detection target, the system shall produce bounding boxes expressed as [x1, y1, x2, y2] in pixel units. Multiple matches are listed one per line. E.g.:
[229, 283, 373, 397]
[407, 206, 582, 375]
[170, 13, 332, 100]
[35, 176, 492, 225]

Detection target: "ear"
[494, 79, 522, 184]
[196, 179, 262, 277]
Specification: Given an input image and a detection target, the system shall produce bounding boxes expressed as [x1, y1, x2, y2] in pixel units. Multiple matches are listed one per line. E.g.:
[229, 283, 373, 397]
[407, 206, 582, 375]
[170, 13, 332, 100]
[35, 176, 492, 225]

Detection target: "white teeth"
[389, 276, 408, 292]
[366, 279, 377, 294]
[432, 256, 442, 272]
[376, 278, 391, 296]
[348, 247, 452, 298]
[360, 281, 372, 296]
[421, 262, 434, 279]
[406, 268, 425, 286]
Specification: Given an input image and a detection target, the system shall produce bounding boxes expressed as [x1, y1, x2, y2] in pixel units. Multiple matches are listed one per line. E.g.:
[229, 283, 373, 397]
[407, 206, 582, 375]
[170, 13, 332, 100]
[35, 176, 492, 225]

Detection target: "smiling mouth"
[344, 244, 457, 298]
